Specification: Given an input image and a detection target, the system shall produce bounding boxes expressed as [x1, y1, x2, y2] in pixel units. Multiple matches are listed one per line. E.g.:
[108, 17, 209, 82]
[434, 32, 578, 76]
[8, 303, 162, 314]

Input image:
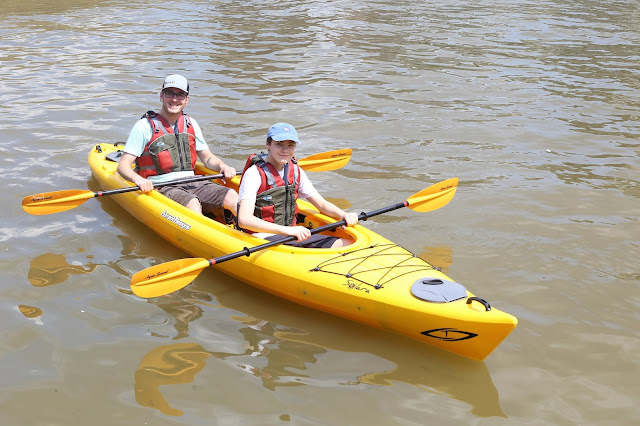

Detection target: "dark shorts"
[266, 234, 337, 249]
[158, 180, 230, 215]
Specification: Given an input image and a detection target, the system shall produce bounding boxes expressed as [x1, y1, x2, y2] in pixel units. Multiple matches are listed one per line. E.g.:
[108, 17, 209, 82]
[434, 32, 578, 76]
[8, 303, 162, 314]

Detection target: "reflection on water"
[151, 296, 206, 340]
[136, 284, 504, 418]
[27, 252, 99, 287]
[134, 343, 211, 417]
[216, 316, 327, 391]
[418, 245, 453, 273]
[323, 196, 352, 212]
[270, 323, 505, 418]
[18, 304, 43, 318]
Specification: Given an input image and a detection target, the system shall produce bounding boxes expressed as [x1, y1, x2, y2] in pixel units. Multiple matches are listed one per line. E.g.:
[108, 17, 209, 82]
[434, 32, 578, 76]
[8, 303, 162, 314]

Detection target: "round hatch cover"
[410, 277, 467, 303]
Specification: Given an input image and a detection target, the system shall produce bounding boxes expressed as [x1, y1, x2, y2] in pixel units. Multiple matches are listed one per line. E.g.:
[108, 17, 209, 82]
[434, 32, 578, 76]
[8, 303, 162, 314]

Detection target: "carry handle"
[466, 296, 492, 311]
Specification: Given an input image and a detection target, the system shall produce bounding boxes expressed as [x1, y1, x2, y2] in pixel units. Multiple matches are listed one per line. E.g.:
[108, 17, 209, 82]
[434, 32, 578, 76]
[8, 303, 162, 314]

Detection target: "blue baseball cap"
[267, 122, 301, 144]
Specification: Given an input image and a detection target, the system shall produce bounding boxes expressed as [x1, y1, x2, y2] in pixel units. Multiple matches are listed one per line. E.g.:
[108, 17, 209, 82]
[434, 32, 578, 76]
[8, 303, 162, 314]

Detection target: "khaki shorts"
[158, 180, 230, 216]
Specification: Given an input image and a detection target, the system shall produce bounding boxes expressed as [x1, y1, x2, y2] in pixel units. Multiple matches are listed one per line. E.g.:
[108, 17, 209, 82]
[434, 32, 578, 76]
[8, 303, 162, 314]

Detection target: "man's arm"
[117, 152, 154, 192]
[197, 148, 236, 180]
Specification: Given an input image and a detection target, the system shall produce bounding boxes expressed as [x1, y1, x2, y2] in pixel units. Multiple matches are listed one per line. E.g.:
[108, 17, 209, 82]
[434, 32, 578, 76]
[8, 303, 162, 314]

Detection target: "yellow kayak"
[88, 143, 517, 360]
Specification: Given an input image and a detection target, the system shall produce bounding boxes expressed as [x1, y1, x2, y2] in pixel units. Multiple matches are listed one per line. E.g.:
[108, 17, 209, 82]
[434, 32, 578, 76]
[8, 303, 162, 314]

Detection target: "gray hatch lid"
[410, 277, 467, 303]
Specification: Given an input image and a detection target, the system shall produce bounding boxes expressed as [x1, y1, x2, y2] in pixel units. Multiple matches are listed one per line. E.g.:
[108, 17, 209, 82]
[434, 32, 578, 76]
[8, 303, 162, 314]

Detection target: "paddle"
[293, 148, 352, 172]
[130, 177, 458, 298]
[21, 148, 352, 216]
[21, 173, 235, 216]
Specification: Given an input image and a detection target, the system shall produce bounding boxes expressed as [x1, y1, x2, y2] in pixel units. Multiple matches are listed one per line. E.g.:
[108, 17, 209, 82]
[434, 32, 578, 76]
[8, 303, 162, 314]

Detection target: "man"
[237, 122, 358, 248]
[117, 74, 238, 217]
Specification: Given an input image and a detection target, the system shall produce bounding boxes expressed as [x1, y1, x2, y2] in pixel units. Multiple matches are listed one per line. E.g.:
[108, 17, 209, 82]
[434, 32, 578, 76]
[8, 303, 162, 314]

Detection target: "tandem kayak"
[88, 143, 517, 360]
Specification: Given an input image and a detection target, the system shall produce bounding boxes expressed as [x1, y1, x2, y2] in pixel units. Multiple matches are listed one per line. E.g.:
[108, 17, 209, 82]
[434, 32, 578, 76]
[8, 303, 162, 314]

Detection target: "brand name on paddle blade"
[31, 196, 53, 202]
[421, 328, 478, 341]
[146, 269, 169, 280]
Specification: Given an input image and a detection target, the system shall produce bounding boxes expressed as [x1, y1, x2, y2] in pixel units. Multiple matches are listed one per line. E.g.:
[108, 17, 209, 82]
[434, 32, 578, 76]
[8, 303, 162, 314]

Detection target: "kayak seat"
[296, 212, 307, 225]
[106, 150, 124, 162]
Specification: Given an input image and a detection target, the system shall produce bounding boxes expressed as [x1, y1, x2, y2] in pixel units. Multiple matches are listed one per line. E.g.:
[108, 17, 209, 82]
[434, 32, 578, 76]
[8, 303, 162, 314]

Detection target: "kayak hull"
[89, 143, 517, 360]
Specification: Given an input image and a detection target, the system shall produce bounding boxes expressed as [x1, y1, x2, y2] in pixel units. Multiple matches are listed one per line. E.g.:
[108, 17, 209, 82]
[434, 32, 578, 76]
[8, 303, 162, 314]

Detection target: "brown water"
[2, 0, 639, 424]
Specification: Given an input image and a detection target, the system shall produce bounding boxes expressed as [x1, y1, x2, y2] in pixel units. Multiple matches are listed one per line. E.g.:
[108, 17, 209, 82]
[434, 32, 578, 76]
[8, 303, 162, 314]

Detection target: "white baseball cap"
[162, 74, 189, 94]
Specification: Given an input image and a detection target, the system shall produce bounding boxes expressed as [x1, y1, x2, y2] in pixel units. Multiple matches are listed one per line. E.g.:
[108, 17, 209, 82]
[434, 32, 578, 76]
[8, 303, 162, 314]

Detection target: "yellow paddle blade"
[130, 258, 211, 298]
[22, 189, 95, 215]
[407, 178, 458, 213]
[298, 148, 352, 172]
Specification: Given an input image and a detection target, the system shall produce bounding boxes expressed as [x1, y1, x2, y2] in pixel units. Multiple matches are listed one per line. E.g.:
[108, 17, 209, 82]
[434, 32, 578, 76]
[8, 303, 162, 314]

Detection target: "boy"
[237, 123, 358, 248]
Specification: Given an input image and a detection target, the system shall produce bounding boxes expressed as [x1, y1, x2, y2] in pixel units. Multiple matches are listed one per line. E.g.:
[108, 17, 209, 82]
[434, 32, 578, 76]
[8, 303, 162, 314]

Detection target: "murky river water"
[1, 0, 639, 424]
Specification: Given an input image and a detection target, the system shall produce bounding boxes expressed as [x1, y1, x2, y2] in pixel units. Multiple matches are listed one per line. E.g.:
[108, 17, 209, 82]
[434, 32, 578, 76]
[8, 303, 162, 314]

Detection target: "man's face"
[160, 88, 188, 114]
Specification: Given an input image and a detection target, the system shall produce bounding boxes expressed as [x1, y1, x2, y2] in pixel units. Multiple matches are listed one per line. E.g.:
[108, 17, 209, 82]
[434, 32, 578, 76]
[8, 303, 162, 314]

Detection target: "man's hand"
[133, 176, 154, 193]
[220, 164, 237, 181]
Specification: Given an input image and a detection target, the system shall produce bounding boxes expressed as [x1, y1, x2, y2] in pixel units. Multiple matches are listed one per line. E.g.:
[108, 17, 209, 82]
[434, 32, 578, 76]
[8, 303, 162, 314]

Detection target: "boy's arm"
[237, 198, 312, 242]
[306, 194, 359, 227]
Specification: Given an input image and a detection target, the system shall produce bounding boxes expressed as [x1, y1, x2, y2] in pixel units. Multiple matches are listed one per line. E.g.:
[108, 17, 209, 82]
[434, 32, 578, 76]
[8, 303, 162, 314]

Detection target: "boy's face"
[267, 139, 297, 166]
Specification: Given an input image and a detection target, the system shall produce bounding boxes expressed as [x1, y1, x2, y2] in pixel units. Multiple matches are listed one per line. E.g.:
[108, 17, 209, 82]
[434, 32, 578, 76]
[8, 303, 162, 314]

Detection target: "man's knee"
[224, 189, 239, 210]
[186, 198, 202, 213]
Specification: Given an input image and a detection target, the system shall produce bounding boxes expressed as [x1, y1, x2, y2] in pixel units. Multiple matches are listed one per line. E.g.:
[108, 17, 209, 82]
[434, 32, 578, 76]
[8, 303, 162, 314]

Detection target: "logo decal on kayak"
[161, 210, 192, 231]
[421, 328, 478, 341]
[343, 279, 370, 293]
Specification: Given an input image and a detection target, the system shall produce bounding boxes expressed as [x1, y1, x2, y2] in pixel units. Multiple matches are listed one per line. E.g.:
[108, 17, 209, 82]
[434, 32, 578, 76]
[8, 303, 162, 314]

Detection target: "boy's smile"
[268, 140, 297, 169]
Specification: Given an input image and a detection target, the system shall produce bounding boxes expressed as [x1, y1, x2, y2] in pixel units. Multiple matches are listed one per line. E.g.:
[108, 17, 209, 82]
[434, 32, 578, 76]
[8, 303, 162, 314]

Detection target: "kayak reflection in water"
[237, 123, 358, 248]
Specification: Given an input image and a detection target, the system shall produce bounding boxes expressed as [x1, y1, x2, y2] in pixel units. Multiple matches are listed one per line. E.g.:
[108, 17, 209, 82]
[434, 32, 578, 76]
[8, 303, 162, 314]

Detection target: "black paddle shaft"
[93, 172, 240, 197]
[211, 200, 408, 265]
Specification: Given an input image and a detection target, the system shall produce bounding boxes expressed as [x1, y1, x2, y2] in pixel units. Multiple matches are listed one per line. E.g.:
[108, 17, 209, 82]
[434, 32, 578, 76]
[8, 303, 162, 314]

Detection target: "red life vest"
[240, 153, 300, 228]
[135, 111, 197, 178]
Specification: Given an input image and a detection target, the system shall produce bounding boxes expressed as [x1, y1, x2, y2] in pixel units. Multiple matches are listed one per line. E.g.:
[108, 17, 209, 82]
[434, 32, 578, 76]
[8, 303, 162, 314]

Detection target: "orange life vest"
[240, 153, 300, 228]
[135, 111, 197, 178]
